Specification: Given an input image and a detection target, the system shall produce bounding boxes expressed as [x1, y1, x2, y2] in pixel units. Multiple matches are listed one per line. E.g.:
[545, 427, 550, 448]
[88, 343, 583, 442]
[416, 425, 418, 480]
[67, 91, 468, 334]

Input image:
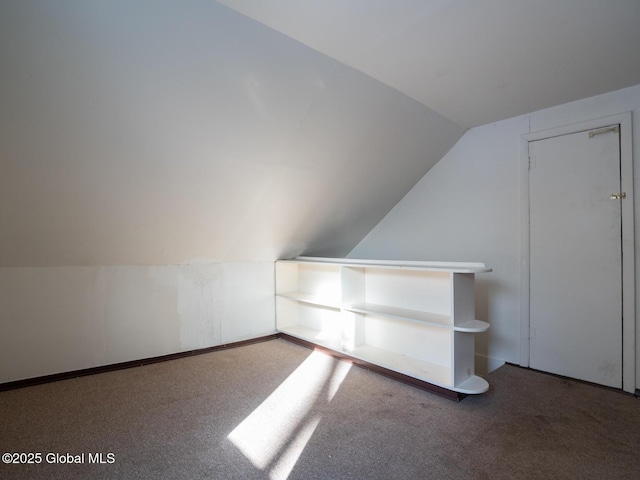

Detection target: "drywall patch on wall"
[177, 263, 224, 350]
[177, 262, 276, 348]
[221, 262, 276, 343]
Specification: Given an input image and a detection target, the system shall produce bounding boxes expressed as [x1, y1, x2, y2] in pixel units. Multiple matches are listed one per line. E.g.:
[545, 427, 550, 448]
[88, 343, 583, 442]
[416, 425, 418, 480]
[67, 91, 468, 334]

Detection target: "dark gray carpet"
[1, 338, 638, 479]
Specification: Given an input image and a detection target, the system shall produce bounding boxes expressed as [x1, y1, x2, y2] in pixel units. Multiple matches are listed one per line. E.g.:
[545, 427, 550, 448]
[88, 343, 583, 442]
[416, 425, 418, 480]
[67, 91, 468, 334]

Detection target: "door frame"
[519, 112, 635, 393]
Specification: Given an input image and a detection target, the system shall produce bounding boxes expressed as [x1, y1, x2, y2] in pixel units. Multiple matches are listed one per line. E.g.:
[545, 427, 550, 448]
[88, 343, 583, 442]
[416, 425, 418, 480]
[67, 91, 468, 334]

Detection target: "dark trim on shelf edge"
[0, 334, 280, 392]
[279, 333, 465, 401]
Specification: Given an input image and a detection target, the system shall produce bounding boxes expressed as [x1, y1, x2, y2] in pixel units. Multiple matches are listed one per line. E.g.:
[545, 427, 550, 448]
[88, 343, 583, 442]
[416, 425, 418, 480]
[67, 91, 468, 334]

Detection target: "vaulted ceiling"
[1, 1, 639, 267]
[220, 0, 640, 127]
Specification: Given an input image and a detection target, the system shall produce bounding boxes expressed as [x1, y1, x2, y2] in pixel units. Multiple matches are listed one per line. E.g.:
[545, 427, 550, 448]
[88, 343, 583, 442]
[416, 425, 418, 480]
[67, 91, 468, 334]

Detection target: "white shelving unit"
[275, 257, 492, 395]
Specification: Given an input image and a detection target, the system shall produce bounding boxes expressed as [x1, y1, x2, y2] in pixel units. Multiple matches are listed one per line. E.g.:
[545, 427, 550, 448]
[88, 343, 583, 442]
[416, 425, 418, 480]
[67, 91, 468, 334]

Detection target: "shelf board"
[276, 257, 491, 397]
[454, 375, 489, 394]
[277, 325, 342, 350]
[278, 334, 463, 401]
[290, 256, 492, 273]
[277, 326, 454, 390]
[278, 332, 488, 397]
[348, 344, 452, 388]
[276, 291, 341, 309]
[344, 303, 451, 328]
[453, 319, 490, 333]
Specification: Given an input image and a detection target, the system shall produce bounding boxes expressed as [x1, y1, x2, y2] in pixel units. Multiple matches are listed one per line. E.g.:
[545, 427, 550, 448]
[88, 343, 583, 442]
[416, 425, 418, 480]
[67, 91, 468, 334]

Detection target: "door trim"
[519, 112, 635, 393]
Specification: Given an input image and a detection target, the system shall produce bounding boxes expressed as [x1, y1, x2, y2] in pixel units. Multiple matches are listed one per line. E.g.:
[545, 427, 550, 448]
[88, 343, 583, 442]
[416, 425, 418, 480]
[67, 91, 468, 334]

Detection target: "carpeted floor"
[0, 338, 638, 479]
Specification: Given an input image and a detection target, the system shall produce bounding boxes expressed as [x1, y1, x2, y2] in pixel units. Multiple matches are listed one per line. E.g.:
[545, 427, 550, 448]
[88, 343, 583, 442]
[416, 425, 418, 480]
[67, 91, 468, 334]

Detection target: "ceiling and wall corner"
[0, 0, 463, 268]
[219, 0, 640, 128]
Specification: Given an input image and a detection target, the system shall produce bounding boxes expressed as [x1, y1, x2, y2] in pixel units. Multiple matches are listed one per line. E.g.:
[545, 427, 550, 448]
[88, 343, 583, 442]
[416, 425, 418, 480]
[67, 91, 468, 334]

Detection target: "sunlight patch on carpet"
[228, 349, 351, 479]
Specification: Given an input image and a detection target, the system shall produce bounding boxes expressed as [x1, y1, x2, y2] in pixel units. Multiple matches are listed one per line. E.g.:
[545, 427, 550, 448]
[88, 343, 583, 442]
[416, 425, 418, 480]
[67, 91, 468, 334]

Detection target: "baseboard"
[2, 334, 494, 400]
[0, 334, 280, 392]
[506, 362, 638, 397]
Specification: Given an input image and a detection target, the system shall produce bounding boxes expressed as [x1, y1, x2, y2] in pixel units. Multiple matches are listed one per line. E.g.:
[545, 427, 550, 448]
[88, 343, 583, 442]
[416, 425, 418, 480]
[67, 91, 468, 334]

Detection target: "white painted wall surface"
[350, 84, 640, 383]
[0, 263, 275, 383]
[0, 1, 462, 384]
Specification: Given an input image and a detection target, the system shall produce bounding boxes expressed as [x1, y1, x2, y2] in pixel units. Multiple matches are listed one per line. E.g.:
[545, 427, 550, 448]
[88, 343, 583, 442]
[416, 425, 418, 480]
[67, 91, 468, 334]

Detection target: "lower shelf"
[348, 344, 451, 388]
[277, 327, 489, 396]
[279, 332, 463, 401]
[278, 325, 342, 350]
[455, 375, 490, 395]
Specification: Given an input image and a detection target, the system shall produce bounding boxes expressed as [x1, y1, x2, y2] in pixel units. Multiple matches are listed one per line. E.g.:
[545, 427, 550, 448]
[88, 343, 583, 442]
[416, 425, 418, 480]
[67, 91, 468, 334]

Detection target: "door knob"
[610, 192, 627, 200]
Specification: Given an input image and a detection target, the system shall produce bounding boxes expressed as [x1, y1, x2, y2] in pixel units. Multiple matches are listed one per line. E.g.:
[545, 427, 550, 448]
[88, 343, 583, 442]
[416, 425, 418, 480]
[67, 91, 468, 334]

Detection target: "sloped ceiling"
[0, 0, 462, 266]
[2, 1, 639, 267]
[220, 0, 640, 127]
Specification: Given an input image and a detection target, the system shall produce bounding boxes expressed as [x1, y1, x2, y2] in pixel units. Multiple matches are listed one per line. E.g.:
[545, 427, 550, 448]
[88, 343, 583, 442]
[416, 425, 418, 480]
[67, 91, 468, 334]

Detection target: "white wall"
[0, 1, 463, 383]
[0, 263, 274, 383]
[350, 84, 640, 383]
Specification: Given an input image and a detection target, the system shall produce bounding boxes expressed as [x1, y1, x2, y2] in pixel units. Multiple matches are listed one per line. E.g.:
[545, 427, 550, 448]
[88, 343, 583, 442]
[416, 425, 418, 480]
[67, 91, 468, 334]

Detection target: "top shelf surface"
[282, 256, 492, 274]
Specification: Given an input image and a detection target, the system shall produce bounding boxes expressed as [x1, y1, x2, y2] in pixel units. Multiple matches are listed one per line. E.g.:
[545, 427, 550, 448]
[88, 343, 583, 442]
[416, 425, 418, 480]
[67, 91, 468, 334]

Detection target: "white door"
[529, 126, 622, 388]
